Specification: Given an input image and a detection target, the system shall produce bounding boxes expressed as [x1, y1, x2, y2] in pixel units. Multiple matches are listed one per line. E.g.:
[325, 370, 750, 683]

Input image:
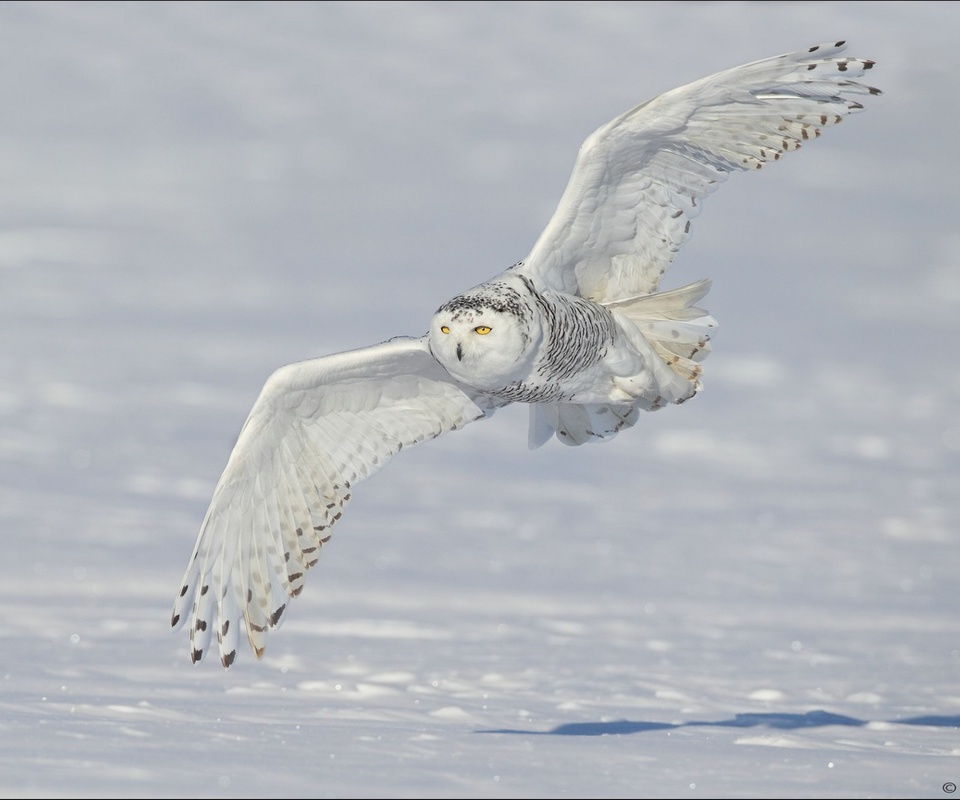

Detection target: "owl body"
[429, 273, 622, 404]
[430, 270, 714, 438]
[172, 40, 880, 667]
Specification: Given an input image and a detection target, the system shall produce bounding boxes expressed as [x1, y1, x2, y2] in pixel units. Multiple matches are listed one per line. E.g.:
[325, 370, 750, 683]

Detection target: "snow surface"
[1, 2, 959, 798]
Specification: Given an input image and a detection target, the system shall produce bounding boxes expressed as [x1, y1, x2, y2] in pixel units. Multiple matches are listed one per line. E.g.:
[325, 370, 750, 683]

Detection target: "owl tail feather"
[604, 278, 717, 384]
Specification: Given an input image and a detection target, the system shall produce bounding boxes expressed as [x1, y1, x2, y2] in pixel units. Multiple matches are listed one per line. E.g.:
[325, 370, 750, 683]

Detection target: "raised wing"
[171, 335, 499, 667]
[514, 40, 880, 303]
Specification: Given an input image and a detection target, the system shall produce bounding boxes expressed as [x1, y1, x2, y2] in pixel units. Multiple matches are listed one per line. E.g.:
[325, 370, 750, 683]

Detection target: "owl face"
[428, 280, 540, 390]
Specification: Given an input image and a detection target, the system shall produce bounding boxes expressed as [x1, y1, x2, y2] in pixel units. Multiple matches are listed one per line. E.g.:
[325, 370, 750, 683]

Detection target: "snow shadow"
[478, 711, 960, 736]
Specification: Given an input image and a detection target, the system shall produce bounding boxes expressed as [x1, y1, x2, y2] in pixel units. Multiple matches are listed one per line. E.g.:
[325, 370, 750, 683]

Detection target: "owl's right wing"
[171, 334, 500, 668]
[514, 40, 880, 304]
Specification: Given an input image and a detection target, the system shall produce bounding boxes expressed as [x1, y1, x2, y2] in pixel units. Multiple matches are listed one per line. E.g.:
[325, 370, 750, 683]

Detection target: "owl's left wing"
[171, 335, 499, 668]
[514, 40, 880, 304]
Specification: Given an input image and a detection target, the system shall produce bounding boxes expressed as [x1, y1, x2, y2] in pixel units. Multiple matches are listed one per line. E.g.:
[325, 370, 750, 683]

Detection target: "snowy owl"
[172, 41, 880, 667]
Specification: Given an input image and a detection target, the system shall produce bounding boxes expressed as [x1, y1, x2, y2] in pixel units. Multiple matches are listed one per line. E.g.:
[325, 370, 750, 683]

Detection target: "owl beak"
[456, 343, 464, 361]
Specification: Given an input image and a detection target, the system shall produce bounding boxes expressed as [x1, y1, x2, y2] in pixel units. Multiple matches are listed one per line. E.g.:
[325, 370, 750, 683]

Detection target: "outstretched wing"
[171, 335, 499, 667]
[514, 40, 880, 303]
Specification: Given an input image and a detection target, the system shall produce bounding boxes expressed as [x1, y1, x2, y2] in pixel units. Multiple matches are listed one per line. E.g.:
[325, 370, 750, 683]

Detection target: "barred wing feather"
[170, 335, 498, 667]
[516, 40, 880, 303]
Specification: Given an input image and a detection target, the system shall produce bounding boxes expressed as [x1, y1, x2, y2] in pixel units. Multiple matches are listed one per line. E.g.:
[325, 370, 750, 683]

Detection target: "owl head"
[428, 277, 541, 390]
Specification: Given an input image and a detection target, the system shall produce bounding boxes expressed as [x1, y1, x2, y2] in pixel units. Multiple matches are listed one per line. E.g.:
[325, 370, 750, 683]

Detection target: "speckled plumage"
[172, 40, 880, 667]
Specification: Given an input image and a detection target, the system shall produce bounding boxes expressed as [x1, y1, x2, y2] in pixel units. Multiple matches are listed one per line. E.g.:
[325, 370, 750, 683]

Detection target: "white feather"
[516, 40, 879, 303]
[172, 336, 498, 667]
[172, 41, 880, 667]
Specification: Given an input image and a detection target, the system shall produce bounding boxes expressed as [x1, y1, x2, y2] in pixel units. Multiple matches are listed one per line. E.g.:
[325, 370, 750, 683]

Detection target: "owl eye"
[474, 326, 492, 335]
[440, 325, 450, 334]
